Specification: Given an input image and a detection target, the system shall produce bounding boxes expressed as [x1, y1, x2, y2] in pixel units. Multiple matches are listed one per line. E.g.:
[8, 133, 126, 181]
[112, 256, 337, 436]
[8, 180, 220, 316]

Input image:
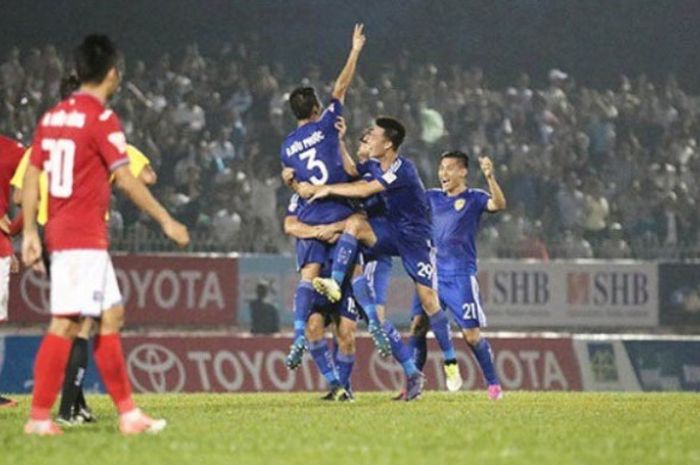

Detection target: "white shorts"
[50, 249, 122, 318]
[0, 256, 9, 322]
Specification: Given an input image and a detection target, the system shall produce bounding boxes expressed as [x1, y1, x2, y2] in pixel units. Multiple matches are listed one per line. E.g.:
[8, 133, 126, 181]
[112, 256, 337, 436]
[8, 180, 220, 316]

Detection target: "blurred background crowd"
[1, 1, 699, 260]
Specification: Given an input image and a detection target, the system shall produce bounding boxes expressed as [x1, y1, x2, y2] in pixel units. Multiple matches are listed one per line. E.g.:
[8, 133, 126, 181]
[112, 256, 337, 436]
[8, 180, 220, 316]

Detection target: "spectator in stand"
[582, 178, 610, 249]
[598, 223, 633, 259]
[249, 281, 280, 334]
[1, 41, 698, 258]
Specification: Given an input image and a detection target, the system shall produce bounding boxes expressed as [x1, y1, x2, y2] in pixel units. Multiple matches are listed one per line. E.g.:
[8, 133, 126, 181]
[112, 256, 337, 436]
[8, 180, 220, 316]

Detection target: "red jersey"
[30, 93, 129, 252]
[0, 135, 25, 257]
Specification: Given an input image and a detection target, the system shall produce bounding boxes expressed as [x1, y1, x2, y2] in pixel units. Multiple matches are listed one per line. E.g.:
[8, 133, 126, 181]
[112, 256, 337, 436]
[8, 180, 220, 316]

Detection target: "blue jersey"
[427, 188, 490, 276]
[280, 99, 354, 225]
[358, 157, 432, 240]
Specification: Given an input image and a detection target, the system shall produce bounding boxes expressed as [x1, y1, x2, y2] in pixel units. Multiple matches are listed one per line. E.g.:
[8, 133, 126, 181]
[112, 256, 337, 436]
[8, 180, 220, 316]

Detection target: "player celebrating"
[280, 24, 392, 362]
[21, 35, 189, 436]
[0, 134, 26, 408]
[410, 150, 506, 400]
[298, 117, 463, 399]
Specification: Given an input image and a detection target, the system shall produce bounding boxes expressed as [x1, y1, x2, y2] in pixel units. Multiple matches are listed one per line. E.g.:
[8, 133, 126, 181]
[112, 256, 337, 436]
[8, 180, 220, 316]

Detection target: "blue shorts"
[365, 217, 436, 289]
[363, 255, 393, 305]
[411, 274, 487, 329]
[295, 239, 334, 271]
[312, 290, 364, 324]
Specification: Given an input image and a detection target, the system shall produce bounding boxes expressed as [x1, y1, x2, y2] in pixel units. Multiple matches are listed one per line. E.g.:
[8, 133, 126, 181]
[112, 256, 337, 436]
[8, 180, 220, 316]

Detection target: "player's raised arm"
[331, 24, 366, 103]
[112, 166, 190, 247]
[479, 156, 506, 212]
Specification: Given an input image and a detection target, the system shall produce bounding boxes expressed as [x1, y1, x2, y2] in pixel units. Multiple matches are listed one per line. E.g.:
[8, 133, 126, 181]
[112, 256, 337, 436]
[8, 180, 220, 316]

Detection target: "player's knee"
[345, 214, 365, 235]
[306, 314, 324, 339]
[464, 328, 481, 347]
[100, 305, 125, 334]
[48, 316, 80, 338]
[337, 325, 356, 353]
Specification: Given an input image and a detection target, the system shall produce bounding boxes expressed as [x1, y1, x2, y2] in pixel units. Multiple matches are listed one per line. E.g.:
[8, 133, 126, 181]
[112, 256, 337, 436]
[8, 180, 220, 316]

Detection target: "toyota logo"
[20, 269, 51, 315]
[127, 343, 185, 393]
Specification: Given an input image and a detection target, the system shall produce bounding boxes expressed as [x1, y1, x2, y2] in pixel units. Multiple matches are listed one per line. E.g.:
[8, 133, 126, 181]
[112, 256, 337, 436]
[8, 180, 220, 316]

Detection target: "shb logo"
[20, 269, 51, 315]
[127, 344, 185, 393]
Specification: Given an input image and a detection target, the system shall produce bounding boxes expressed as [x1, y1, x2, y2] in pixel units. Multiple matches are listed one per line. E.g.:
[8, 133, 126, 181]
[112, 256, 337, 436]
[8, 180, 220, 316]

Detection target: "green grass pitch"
[1, 392, 699, 465]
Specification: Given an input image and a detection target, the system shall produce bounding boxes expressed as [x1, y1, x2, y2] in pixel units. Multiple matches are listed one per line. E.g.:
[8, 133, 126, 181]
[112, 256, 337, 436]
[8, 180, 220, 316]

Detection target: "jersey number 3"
[42, 138, 76, 198]
[299, 148, 329, 185]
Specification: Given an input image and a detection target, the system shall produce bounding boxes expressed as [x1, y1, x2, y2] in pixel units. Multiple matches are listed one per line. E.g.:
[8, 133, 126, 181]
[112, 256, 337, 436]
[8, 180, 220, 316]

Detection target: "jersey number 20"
[42, 138, 76, 198]
[299, 148, 329, 185]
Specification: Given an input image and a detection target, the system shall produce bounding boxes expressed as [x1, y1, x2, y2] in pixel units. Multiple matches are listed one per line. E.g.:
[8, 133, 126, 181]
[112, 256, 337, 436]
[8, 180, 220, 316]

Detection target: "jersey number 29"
[42, 138, 76, 198]
[299, 148, 329, 185]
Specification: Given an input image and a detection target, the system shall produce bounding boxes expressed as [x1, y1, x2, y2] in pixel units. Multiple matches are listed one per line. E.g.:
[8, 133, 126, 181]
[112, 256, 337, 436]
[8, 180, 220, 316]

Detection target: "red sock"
[93, 333, 135, 414]
[30, 333, 73, 420]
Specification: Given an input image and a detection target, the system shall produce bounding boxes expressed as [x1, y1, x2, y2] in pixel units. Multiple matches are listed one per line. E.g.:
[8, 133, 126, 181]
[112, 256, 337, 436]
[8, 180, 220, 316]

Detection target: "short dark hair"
[289, 87, 320, 120]
[375, 116, 406, 150]
[440, 150, 469, 169]
[74, 34, 119, 84]
[59, 73, 80, 99]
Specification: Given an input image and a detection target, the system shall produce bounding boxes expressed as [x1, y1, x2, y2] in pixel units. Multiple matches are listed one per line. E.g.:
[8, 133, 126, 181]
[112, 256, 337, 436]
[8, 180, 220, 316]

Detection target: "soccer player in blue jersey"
[279, 24, 392, 366]
[410, 150, 506, 400]
[298, 117, 463, 399]
[284, 194, 358, 401]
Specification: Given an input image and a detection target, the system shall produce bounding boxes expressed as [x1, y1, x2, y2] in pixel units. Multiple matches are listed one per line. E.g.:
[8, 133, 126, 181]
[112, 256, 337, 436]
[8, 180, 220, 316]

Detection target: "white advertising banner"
[472, 261, 658, 327]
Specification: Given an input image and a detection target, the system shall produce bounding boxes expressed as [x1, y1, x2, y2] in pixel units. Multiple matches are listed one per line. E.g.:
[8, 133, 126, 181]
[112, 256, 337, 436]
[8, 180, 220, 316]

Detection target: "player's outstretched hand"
[163, 218, 190, 247]
[479, 156, 494, 179]
[281, 167, 296, 187]
[22, 230, 45, 274]
[335, 117, 347, 139]
[352, 23, 366, 52]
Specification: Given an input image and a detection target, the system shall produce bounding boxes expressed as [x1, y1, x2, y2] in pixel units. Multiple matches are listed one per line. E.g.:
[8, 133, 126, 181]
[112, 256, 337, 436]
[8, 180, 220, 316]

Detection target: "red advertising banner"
[121, 335, 582, 393]
[8, 255, 238, 326]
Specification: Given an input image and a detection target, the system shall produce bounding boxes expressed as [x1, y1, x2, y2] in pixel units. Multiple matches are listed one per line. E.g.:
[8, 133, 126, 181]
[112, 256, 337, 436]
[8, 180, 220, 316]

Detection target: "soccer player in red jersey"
[0, 134, 25, 408]
[21, 35, 189, 436]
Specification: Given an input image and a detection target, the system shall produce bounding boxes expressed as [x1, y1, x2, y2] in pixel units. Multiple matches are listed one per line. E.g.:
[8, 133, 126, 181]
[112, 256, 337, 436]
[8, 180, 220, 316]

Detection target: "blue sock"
[308, 339, 339, 387]
[352, 276, 379, 324]
[336, 352, 355, 390]
[429, 311, 456, 361]
[293, 281, 314, 340]
[383, 321, 418, 376]
[409, 334, 428, 371]
[471, 338, 498, 385]
[331, 233, 358, 284]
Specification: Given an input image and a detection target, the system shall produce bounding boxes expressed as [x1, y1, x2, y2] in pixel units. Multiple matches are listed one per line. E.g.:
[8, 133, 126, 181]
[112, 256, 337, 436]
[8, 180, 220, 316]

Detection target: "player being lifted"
[283, 123, 422, 400]
[280, 24, 393, 367]
[21, 35, 189, 436]
[409, 150, 506, 400]
[297, 117, 463, 398]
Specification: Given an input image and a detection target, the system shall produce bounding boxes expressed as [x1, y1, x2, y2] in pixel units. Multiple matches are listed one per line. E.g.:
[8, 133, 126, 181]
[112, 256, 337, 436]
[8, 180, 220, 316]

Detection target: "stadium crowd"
[1, 42, 699, 259]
